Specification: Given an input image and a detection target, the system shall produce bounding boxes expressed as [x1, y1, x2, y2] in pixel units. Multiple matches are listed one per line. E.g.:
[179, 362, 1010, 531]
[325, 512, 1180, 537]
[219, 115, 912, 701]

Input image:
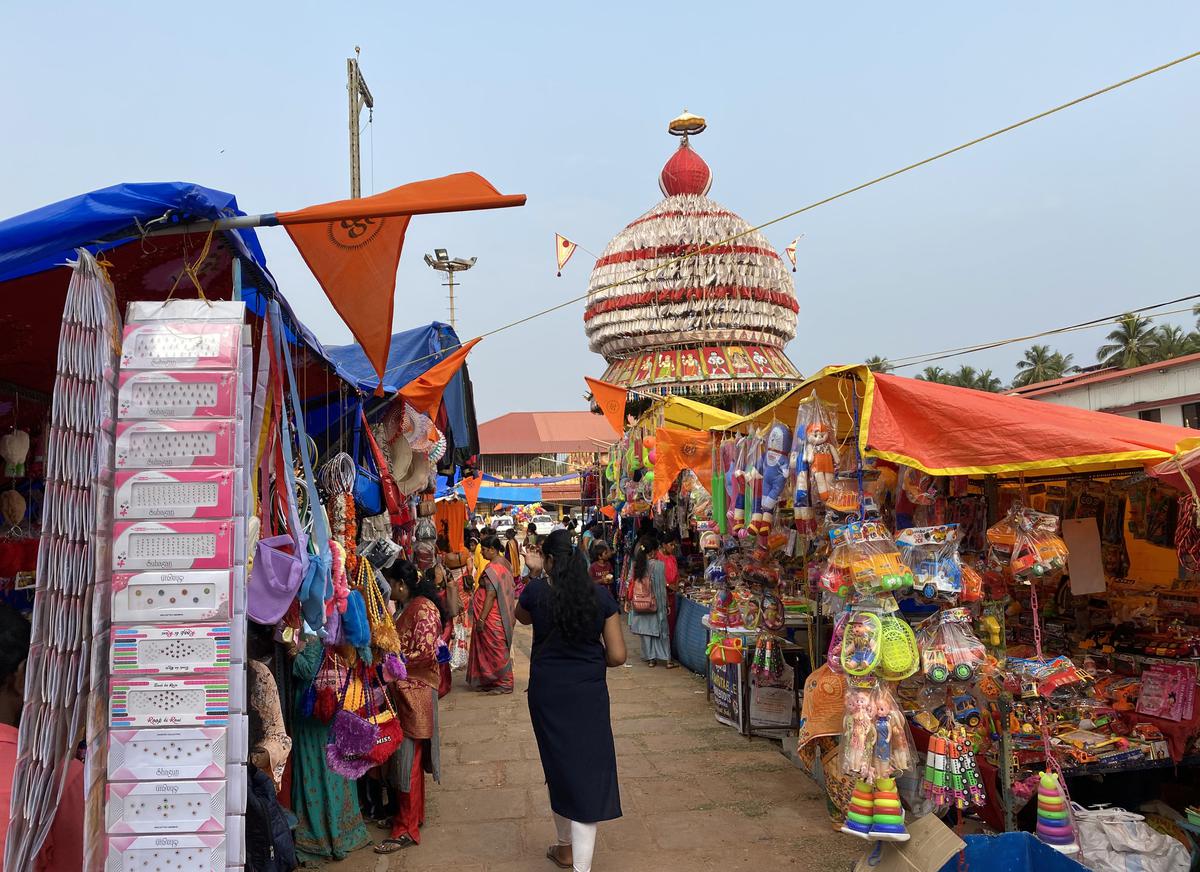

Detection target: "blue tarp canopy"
[475, 485, 541, 504]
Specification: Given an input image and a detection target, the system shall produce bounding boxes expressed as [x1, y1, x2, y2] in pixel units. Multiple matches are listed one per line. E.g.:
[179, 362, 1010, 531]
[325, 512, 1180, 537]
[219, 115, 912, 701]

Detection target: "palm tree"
[864, 355, 893, 373]
[1149, 324, 1197, 362]
[1096, 314, 1157, 369]
[916, 366, 949, 383]
[1012, 345, 1075, 388]
[943, 365, 1004, 392]
[972, 369, 1005, 392]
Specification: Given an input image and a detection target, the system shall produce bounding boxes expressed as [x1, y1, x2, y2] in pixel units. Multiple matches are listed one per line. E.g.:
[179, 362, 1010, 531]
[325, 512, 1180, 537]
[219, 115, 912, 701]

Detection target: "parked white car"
[490, 515, 515, 535]
[531, 514, 555, 538]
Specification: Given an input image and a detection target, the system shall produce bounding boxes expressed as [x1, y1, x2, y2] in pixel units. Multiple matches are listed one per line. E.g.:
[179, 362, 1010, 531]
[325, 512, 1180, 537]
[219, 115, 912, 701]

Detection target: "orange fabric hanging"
[278, 173, 524, 384]
[435, 499, 467, 551]
[585, 377, 627, 435]
[398, 338, 480, 415]
[462, 473, 483, 513]
[652, 427, 713, 502]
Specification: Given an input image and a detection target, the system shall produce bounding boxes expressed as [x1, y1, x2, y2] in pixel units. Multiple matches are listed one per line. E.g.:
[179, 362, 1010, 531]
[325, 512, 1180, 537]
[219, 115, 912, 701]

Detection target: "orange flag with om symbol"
[584, 377, 627, 436]
[278, 172, 525, 386]
[652, 427, 713, 502]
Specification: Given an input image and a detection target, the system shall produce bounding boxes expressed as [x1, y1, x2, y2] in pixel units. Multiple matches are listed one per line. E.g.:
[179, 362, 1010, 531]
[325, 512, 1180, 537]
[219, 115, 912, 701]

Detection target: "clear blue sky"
[3, 3, 1198, 420]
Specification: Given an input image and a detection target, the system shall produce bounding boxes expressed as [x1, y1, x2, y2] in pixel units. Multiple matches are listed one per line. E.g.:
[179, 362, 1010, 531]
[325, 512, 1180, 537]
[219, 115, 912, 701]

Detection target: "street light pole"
[423, 249, 477, 330]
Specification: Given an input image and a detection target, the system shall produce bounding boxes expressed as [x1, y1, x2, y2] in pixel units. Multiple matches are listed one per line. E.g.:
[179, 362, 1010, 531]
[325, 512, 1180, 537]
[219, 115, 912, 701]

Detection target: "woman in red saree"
[375, 561, 448, 855]
[466, 534, 516, 694]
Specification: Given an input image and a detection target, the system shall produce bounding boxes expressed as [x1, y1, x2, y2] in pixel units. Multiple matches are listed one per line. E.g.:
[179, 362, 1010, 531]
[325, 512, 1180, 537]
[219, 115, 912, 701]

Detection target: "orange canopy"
[279, 172, 524, 384]
[724, 364, 1195, 477]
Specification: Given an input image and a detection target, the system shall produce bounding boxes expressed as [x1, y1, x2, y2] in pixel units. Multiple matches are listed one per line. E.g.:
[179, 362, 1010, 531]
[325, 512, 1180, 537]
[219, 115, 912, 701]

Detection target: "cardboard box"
[853, 813, 966, 872]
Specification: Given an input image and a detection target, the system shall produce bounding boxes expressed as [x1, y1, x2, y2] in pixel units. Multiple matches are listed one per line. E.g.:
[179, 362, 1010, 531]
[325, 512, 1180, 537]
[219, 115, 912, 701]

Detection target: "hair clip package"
[115, 469, 242, 520]
[118, 371, 239, 420]
[104, 833, 225, 872]
[110, 625, 232, 675]
[225, 815, 245, 865]
[115, 419, 242, 470]
[112, 519, 245, 572]
[120, 322, 242, 371]
[107, 728, 227, 782]
[110, 675, 230, 728]
[105, 780, 226, 834]
[126, 300, 248, 325]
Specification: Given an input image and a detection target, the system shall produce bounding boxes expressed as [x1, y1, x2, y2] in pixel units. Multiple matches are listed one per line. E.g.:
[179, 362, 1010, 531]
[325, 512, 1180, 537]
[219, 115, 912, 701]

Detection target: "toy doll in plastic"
[751, 422, 792, 536]
[807, 421, 839, 503]
[760, 592, 784, 633]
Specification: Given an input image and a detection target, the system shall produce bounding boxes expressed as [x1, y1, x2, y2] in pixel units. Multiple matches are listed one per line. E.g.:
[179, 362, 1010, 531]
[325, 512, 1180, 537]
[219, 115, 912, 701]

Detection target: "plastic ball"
[643, 471, 654, 487]
[648, 450, 657, 465]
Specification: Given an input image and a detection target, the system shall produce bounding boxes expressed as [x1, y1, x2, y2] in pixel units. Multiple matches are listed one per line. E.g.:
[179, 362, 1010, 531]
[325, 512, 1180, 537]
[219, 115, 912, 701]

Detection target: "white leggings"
[553, 812, 597, 872]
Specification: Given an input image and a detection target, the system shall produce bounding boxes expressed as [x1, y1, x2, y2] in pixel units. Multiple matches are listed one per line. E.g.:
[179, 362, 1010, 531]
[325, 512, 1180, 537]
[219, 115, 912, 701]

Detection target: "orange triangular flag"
[652, 427, 713, 502]
[585, 377, 626, 435]
[462, 472, 483, 512]
[399, 338, 481, 415]
[555, 233, 578, 276]
[279, 172, 525, 382]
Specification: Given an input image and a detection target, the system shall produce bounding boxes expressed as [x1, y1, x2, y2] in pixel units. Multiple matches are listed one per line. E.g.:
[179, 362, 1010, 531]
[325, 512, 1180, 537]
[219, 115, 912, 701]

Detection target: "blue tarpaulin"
[475, 485, 542, 504]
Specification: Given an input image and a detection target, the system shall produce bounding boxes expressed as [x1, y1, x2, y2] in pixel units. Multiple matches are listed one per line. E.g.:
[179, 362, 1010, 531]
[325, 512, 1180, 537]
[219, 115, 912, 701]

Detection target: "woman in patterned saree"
[466, 534, 516, 694]
[374, 561, 449, 854]
[289, 635, 369, 862]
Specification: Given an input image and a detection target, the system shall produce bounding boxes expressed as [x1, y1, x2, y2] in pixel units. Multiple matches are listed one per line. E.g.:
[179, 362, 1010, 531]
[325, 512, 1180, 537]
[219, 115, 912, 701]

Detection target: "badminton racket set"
[100, 299, 251, 872]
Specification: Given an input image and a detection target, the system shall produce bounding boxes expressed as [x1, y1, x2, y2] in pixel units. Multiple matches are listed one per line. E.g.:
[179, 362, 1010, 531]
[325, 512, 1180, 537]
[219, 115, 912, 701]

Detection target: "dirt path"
[339, 624, 859, 871]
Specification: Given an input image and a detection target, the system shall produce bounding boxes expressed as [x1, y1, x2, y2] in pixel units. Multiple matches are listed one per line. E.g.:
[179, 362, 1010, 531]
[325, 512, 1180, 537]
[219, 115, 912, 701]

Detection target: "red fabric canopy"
[864, 371, 1196, 476]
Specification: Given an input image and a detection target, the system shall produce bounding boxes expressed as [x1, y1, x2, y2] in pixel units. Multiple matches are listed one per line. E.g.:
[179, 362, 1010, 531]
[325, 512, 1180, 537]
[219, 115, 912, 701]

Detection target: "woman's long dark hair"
[480, 533, 503, 555]
[542, 529, 597, 642]
[632, 531, 659, 580]
[383, 559, 448, 627]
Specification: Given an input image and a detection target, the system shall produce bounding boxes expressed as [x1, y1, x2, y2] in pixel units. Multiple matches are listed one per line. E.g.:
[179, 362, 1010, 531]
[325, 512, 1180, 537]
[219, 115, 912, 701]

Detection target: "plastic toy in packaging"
[923, 724, 986, 809]
[876, 610, 920, 682]
[826, 610, 849, 674]
[840, 610, 882, 677]
[750, 422, 791, 536]
[917, 608, 986, 684]
[895, 524, 963, 600]
[841, 683, 915, 781]
[735, 588, 761, 631]
[790, 393, 839, 523]
[837, 521, 914, 595]
[986, 506, 1068, 581]
[899, 466, 938, 506]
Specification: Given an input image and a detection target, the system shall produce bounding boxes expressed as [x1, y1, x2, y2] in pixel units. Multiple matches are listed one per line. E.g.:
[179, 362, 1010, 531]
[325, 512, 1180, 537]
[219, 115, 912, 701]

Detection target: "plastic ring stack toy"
[840, 780, 874, 838]
[1035, 771, 1078, 855]
[870, 777, 910, 842]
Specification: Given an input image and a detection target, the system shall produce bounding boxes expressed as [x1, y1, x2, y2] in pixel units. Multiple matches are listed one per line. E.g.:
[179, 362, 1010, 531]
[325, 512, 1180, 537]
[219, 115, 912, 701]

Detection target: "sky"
[2, 3, 1199, 421]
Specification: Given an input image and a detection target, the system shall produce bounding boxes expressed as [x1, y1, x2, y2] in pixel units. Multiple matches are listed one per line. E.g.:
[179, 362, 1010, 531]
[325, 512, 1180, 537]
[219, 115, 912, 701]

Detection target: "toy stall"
[0, 176, 513, 871]
[683, 363, 1200, 859]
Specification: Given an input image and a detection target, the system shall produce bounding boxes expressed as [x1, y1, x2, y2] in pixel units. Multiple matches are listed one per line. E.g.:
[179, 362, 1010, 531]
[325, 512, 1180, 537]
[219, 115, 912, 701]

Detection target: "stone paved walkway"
[341, 625, 860, 872]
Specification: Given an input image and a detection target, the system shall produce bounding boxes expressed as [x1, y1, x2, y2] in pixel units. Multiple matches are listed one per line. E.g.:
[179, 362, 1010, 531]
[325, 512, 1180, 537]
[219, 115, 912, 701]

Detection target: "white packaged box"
[112, 569, 234, 624]
[105, 780, 226, 834]
[105, 833, 225, 872]
[107, 728, 227, 782]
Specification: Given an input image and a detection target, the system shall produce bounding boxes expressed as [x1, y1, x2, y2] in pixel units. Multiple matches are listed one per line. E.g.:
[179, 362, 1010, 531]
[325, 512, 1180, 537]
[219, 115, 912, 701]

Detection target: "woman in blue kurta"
[626, 533, 674, 668]
[516, 529, 626, 872]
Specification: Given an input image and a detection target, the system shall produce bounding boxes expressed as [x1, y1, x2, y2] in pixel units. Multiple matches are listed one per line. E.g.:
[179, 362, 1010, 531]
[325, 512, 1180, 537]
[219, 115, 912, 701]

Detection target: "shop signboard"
[709, 659, 744, 731]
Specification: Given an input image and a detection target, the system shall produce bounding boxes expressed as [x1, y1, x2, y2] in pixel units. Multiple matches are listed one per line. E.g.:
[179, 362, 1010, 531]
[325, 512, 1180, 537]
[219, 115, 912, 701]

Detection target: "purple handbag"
[325, 664, 379, 779]
[248, 531, 308, 624]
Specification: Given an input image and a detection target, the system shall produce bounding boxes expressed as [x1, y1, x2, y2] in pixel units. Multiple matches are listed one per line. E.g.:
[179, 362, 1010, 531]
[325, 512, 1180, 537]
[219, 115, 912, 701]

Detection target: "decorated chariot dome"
[585, 111, 801, 396]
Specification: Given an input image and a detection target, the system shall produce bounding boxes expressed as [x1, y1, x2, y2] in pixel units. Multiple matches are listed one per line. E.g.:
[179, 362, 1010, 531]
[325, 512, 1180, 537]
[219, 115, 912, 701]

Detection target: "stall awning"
[632, 395, 741, 433]
[722, 364, 1196, 477]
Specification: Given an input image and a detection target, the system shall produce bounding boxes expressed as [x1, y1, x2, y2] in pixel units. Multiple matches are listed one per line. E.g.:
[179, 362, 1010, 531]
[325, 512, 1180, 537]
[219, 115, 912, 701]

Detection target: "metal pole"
[348, 58, 361, 198]
[446, 272, 457, 329]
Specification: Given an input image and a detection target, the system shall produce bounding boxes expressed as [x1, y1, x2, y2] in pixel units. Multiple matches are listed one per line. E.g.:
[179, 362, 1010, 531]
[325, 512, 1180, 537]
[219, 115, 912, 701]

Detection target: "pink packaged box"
[115, 469, 242, 520]
[118, 371, 239, 419]
[108, 728, 227, 781]
[112, 569, 234, 623]
[113, 519, 244, 571]
[110, 675, 229, 728]
[116, 419, 242, 469]
[121, 322, 241, 371]
[110, 625, 231, 674]
[106, 780, 226, 834]
[104, 833, 225, 872]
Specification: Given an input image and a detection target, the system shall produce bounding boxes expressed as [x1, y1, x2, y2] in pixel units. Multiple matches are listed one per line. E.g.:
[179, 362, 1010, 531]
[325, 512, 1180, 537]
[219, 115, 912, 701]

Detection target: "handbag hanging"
[325, 660, 379, 780]
[361, 407, 406, 525]
[352, 403, 385, 516]
[248, 316, 309, 625]
[361, 668, 404, 765]
[358, 560, 401, 653]
[271, 301, 335, 637]
[630, 574, 658, 614]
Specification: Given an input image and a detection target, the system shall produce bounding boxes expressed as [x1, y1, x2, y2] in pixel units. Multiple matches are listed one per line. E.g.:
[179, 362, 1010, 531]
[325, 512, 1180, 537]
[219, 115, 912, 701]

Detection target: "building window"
[1184, 403, 1200, 430]
[1138, 408, 1162, 423]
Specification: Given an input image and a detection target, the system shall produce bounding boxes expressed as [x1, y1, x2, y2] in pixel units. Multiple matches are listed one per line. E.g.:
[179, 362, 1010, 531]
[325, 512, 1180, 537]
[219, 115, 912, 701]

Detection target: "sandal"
[665, 661, 679, 669]
[546, 845, 572, 868]
[647, 659, 657, 668]
[374, 836, 415, 854]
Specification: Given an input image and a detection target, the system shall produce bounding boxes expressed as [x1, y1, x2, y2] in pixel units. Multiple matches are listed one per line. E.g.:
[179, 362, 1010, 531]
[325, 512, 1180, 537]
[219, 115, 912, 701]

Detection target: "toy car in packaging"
[895, 524, 962, 600]
[917, 607, 986, 684]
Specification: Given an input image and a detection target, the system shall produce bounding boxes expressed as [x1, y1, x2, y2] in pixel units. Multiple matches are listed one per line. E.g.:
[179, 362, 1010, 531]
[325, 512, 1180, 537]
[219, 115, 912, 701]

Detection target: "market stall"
[686, 363, 1200, 853]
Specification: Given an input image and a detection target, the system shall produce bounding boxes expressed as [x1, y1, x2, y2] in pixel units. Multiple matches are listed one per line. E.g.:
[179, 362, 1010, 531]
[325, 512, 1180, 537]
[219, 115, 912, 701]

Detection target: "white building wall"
[1033, 360, 1200, 427]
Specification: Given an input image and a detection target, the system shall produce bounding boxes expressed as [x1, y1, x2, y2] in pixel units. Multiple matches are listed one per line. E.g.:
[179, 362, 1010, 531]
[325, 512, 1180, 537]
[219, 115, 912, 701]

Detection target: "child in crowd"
[589, 542, 615, 597]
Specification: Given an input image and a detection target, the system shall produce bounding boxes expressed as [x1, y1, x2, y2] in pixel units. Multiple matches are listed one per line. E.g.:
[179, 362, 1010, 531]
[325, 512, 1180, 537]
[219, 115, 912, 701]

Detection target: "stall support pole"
[983, 474, 1017, 832]
[231, 258, 242, 302]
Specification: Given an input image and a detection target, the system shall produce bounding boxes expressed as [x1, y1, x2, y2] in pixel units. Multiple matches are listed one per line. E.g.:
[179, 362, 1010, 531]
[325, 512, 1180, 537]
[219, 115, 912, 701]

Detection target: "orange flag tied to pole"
[585, 377, 627, 435]
[461, 472, 483, 512]
[277, 172, 525, 383]
[555, 234, 578, 276]
[653, 427, 713, 502]
[398, 338, 480, 415]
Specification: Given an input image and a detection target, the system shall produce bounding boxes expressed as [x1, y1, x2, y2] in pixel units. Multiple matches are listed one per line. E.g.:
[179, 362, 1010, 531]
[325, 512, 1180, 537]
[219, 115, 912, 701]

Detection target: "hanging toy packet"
[843, 520, 914, 596]
[895, 524, 963, 601]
